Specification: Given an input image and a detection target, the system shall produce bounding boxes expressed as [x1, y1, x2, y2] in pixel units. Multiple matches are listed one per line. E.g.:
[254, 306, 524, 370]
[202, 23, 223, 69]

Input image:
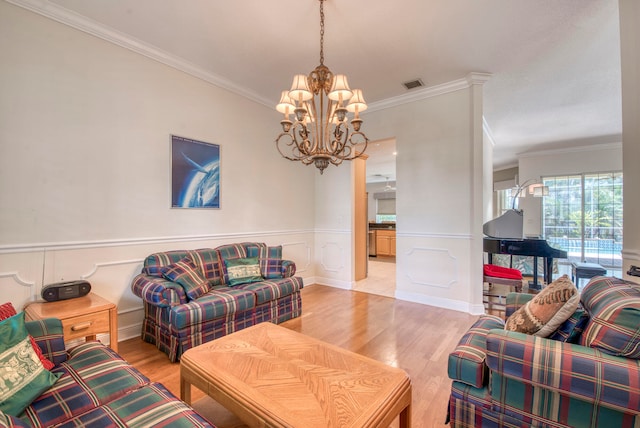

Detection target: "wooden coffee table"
[180, 322, 411, 427]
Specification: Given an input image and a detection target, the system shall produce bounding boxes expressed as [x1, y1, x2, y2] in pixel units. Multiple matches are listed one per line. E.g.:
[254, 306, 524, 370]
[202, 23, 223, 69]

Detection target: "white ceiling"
[20, 0, 622, 182]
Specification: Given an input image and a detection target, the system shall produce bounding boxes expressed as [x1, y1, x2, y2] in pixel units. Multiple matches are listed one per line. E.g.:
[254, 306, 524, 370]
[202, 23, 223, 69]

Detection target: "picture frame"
[171, 135, 220, 209]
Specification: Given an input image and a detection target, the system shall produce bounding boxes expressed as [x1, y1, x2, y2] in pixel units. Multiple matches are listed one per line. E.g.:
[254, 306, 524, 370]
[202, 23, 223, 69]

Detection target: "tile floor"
[353, 257, 396, 298]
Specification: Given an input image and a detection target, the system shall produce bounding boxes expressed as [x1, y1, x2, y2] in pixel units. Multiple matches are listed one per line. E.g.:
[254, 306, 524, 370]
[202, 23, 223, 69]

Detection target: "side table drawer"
[62, 310, 110, 341]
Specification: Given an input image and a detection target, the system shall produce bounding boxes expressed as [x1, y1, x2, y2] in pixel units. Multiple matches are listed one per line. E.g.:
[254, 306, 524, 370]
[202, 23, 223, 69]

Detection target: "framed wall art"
[171, 135, 220, 209]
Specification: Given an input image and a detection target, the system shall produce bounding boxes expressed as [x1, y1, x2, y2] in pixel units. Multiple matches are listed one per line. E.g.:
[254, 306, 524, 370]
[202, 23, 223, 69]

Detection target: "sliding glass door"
[542, 172, 623, 268]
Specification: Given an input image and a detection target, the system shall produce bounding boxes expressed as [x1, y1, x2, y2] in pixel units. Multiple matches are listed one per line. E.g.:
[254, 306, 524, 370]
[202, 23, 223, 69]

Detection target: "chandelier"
[275, 0, 369, 174]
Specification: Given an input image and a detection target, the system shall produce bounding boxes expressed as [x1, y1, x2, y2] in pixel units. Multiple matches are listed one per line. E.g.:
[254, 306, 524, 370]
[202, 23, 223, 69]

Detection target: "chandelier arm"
[276, 123, 314, 161]
[308, 98, 322, 154]
[292, 123, 313, 156]
[322, 101, 336, 155]
[276, 133, 304, 162]
[329, 123, 349, 156]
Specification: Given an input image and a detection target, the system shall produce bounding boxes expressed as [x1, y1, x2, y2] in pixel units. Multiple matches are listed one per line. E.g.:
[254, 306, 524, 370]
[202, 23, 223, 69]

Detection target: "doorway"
[354, 138, 397, 297]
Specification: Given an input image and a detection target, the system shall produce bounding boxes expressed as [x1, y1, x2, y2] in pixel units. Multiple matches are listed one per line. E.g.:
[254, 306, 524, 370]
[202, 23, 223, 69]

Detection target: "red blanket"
[483, 264, 522, 279]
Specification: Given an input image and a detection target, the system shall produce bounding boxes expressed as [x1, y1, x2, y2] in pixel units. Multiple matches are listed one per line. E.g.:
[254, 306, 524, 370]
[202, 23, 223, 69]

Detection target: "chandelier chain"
[319, 0, 325, 65]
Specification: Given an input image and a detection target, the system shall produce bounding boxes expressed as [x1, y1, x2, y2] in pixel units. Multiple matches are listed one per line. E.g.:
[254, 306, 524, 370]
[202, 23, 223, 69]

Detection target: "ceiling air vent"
[403, 79, 424, 90]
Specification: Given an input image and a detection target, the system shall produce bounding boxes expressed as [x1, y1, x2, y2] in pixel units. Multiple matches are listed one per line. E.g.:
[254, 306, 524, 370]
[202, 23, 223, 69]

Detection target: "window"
[494, 188, 513, 217]
[542, 172, 623, 268]
[493, 178, 517, 217]
[376, 214, 396, 223]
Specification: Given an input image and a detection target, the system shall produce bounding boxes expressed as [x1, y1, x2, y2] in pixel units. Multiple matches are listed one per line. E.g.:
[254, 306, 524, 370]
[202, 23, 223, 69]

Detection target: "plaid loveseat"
[131, 242, 303, 362]
[0, 318, 214, 428]
[448, 276, 640, 427]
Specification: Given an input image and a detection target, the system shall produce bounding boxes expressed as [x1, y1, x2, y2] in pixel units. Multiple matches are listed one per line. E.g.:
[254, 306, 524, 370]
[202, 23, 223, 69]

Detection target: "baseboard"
[395, 289, 483, 314]
[311, 277, 353, 290]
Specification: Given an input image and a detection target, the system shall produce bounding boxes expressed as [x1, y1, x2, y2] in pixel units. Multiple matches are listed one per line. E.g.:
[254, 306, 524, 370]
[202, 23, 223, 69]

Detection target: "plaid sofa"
[0, 318, 214, 428]
[448, 276, 640, 427]
[131, 242, 303, 362]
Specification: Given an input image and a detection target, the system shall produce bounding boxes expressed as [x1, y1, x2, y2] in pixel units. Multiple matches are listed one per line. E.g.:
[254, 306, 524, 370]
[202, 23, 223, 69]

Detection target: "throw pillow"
[263, 259, 284, 279]
[504, 274, 580, 337]
[161, 258, 210, 300]
[224, 257, 263, 286]
[268, 245, 283, 259]
[0, 313, 61, 416]
[0, 303, 54, 370]
[548, 303, 590, 343]
[580, 276, 640, 358]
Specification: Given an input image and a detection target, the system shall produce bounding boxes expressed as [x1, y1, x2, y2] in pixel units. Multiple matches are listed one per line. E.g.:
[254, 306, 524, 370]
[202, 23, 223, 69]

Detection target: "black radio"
[41, 280, 91, 302]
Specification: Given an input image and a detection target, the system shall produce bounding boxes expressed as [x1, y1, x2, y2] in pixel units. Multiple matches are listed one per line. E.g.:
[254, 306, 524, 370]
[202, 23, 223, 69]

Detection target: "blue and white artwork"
[171, 135, 220, 208]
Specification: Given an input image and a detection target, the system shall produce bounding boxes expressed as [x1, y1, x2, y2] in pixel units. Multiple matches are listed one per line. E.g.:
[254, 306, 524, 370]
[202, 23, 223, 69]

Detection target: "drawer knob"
[71, 322, 92, 331]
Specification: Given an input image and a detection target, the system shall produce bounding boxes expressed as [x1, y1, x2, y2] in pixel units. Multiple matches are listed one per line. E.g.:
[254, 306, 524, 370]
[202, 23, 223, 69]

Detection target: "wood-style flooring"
[118, 284, 479, 428]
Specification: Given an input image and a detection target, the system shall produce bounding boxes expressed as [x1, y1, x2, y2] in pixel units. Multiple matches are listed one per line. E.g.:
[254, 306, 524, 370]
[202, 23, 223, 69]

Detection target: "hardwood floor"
[118, 284, 479, 428]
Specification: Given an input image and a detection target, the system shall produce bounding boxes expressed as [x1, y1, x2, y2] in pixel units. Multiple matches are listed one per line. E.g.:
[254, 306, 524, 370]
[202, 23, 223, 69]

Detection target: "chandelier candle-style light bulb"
[274, 0, 369, 174]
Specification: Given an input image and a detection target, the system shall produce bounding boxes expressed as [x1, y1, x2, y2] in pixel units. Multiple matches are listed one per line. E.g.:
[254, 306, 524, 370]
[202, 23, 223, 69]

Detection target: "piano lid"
[483, 209, 523, 239]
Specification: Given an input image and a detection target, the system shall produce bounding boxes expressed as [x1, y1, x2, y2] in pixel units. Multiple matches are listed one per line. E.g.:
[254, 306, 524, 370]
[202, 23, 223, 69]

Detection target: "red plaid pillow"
[0, 302, 55, 370]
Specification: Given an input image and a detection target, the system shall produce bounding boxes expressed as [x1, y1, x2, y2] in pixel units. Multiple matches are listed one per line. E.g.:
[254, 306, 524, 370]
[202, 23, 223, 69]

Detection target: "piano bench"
[572, 262, 607, 288]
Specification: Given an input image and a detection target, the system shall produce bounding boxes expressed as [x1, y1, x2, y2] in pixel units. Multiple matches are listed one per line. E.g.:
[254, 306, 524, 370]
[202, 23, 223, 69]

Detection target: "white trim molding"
[5, 0, 273, 108]
[0, 271, 35, 287]
[395, 289, 484, 315]
[368, 72, 491, 113]
[0, 229, 315, 254]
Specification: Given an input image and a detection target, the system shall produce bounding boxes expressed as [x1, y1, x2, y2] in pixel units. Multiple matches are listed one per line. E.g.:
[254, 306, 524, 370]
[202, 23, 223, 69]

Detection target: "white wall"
[339, 76, 488, 315]
[312, 165, 354, 289]
[619, 0, 640, 279]
[0, 2, 316, 342]
[483, 127, 494, 223]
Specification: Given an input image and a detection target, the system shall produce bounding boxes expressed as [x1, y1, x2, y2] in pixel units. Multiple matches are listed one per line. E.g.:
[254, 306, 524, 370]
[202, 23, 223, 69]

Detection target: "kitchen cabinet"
[376, 229, 396, 257]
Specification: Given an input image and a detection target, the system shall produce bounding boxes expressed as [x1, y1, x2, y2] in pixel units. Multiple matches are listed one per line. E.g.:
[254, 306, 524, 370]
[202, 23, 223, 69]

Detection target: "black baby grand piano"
[483, 209, 567, 288]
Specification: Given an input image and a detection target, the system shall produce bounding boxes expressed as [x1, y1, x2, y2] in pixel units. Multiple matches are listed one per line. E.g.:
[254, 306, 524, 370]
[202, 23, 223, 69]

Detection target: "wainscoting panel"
[405, 247, 458, 288]
[281, 241, 312, 274]
[395, 233, 483, 314]
[1, 231, 315, 342]
[313, 230, 353, 289]
[0, 249, 44, 306]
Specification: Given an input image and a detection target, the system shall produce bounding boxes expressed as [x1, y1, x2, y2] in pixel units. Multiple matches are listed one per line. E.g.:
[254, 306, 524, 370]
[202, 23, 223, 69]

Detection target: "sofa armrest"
[282, 259, 296, 277]
[486, 329, 640, 414]
[447, 315, 505, 388]
[131, 274, 188, 307]
[25, 318, 67, 366]
[261, 258, 297, 279]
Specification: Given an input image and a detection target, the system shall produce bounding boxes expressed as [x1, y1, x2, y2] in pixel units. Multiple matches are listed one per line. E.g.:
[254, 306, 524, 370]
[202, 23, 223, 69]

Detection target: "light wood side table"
[24, 293, 118, 352]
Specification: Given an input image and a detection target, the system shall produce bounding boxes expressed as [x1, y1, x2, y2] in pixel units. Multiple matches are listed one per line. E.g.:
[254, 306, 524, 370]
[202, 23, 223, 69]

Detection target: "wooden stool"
[483, 264, 523, 317]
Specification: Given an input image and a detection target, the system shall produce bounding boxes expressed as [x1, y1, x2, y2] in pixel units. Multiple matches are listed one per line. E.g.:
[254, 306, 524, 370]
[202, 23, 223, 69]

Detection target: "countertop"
[369, 223, 396, 230]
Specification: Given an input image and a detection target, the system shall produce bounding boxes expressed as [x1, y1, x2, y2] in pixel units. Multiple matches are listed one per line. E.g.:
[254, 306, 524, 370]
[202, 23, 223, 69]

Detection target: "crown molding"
[8, 0, 492, 113]
[367, 72, 492, 113]
[517, 141, 622, 159]
[5, 0, 274, 108]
